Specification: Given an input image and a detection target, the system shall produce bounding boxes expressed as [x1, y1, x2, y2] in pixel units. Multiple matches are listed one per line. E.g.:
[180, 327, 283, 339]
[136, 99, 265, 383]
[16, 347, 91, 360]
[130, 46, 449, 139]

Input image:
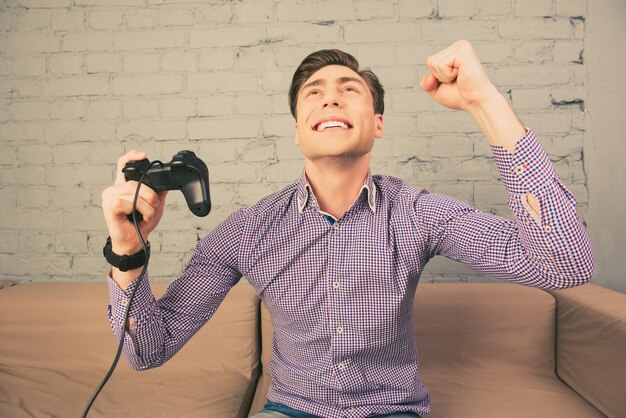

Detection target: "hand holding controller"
[90, 150, 212, 418]
[122, 150, 212, 221]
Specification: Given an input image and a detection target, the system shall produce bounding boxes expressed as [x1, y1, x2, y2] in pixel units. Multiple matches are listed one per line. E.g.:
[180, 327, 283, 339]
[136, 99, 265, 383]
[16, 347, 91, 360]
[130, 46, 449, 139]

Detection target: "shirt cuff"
[107, 270, 154, 328]
[490, 129, 557, 194]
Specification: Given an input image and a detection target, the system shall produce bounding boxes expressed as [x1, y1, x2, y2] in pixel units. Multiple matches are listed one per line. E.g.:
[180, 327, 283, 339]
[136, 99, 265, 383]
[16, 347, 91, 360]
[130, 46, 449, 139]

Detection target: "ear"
[374, 114, 384, 138]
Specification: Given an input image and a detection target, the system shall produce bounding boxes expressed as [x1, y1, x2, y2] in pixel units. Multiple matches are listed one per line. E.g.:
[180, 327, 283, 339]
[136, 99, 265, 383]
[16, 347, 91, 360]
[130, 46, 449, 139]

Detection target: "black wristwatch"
[103, 237, 150, 272]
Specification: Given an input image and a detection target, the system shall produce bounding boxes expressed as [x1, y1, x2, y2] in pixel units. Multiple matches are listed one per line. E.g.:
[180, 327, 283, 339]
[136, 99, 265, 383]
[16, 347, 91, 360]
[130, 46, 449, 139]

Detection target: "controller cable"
[81, 160, 163, 418]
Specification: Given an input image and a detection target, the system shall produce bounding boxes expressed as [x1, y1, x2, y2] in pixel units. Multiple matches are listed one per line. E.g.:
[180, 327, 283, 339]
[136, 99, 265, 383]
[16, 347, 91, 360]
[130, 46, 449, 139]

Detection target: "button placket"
[327, 212, 346, 386]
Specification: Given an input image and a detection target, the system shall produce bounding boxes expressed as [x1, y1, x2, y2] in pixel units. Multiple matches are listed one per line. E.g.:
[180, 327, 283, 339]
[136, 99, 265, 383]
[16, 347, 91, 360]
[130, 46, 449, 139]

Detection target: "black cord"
[81, 160, 163, 418]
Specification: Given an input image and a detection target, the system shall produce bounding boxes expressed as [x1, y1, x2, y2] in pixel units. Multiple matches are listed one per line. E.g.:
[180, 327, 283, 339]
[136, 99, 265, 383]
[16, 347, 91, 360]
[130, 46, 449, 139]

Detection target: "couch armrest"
[547, 283, 626, 418]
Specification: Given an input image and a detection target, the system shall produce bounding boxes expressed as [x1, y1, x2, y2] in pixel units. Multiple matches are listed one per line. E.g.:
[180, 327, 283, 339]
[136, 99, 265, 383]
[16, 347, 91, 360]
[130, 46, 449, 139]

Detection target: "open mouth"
[313, 119, 353, 132]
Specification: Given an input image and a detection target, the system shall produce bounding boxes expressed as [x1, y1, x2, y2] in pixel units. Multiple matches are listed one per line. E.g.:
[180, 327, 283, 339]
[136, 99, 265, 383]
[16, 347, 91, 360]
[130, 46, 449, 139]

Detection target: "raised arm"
[417, 40, 593, 288]
[420, 40, 541, 220]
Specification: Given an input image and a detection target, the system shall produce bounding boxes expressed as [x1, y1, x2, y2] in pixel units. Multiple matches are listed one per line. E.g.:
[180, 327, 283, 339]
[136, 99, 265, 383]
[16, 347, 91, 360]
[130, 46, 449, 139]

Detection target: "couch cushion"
[0, 281, 260, 418]
[251, 283, 602, 417]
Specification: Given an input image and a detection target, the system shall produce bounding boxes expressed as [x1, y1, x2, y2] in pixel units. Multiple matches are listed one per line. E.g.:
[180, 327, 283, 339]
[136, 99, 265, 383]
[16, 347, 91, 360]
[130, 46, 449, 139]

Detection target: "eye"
[343, 86, 359, 94]
[306, 89, 320, 97]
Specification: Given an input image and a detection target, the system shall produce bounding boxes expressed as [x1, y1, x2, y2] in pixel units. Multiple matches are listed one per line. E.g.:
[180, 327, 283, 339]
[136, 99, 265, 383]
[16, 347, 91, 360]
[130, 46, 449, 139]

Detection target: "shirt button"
[544, 225, 552, 232]
[121, 299, 129, 306]
[349, 407, 355, 413]
[336, 326, 344, 334]
[333, 222, 339, 230]
[514, 165, 526, 175]
[338, 362, 346, 370]
[333, 281, 340, 289]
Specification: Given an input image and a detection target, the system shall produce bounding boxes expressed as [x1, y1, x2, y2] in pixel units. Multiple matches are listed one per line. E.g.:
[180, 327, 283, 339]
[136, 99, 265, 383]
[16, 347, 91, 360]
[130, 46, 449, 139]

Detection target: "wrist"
[466, 85, 505, 115]
[104, 237, 150, 272]
[465, 89, 526, 154]
[111, 242, 143, 256]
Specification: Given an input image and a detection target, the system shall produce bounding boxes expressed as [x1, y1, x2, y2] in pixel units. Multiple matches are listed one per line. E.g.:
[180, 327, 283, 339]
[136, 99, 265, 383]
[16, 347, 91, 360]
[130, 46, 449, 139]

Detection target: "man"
[101, 40, 593, 418]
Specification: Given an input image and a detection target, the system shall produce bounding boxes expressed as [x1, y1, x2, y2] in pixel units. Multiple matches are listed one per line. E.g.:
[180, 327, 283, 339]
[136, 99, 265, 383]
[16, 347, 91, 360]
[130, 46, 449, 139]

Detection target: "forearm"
[466, 89, 542, 218]
[111, 267, 144, 291]
[107, 270, 159, 370]
[107, 238, 147, 290]
[488, 130, 594, 287]
[466, 86, 526, 154]
[425, 189, 593, 289]
[106, 226, 244, 370]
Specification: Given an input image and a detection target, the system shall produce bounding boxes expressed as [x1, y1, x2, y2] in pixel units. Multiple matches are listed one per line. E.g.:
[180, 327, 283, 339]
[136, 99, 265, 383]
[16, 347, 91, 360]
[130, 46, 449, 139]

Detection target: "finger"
[420, 74, 440, 96]
[129, 195, 157, 222]
[156, 190, 168, 206]
[102, 181, 161, 208]
[431, 60, 458, 84]
[427, 57, 449, 85]
[427, 50, 459, 84]
[115, 150, 148, 185]
[437, 47, 461, 82]
[105, 195, 157, 222]
[131, 182, 161, 208]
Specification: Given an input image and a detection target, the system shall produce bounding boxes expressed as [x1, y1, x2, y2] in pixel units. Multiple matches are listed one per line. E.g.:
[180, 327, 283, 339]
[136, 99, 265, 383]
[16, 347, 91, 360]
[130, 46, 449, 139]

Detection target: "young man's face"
[294, 65, 384, 163]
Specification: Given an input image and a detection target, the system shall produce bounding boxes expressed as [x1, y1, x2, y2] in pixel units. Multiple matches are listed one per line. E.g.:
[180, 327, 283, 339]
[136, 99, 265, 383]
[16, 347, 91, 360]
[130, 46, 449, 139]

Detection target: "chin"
[311, 149, 369, 161]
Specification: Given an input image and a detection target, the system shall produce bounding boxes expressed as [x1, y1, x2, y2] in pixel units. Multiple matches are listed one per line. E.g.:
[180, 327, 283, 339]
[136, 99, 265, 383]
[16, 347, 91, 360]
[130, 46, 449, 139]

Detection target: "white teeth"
[317, 120, 349, 131]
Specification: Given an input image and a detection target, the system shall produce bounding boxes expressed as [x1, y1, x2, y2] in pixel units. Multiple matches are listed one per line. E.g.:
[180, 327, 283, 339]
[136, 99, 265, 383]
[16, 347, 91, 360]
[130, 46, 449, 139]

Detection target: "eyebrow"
[301, 76, 366, 92]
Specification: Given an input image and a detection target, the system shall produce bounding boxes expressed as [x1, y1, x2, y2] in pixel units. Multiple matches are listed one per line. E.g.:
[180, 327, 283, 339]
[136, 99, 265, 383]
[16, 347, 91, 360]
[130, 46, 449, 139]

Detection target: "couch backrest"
[249, 283, 557, 415]
[413, 283, 556, 375]
[548, 283, 626, 418]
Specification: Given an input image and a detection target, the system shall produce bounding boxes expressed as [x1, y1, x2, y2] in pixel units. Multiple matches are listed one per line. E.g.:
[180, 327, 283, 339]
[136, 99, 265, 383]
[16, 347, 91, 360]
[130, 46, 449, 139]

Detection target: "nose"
[322, 90, 342, 108]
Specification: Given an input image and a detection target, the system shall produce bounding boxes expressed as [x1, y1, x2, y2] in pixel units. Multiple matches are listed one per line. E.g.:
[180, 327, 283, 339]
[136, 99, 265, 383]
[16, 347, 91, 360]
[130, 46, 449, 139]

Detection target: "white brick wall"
[0, 0, 588, 284]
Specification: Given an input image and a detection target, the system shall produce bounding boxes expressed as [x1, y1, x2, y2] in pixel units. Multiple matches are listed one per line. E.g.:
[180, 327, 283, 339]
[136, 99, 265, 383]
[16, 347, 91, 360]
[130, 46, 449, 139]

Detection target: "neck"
[303, 155, 370, 219]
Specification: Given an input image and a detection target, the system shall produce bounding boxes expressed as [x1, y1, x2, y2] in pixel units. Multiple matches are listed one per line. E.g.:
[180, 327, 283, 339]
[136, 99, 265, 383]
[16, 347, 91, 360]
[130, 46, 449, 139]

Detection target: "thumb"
[115, 150, 148, 185]
[420, 74, 440, 97]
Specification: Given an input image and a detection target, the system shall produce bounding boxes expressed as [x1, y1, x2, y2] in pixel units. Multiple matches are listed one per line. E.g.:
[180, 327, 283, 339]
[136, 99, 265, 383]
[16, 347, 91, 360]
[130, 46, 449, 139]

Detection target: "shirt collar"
[297, 170, 377, 214]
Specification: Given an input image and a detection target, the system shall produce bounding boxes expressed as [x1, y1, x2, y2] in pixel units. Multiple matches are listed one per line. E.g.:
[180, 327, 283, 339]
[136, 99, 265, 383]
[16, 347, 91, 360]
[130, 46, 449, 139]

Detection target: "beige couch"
[1, 281, 624, 418]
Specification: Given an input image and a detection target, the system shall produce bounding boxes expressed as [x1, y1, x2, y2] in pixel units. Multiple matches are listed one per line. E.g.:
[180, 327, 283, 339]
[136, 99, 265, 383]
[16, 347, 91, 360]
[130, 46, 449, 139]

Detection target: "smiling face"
[294, 65, 384, 163]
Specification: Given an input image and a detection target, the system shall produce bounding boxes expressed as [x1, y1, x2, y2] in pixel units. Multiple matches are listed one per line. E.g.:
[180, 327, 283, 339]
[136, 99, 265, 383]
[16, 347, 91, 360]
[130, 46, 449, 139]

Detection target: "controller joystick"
[122, 150, 211, 221]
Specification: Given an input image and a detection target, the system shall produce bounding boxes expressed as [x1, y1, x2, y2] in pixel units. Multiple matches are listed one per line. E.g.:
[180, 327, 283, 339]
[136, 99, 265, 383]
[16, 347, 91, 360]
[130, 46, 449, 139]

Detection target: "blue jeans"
[250, 401, 421, 418]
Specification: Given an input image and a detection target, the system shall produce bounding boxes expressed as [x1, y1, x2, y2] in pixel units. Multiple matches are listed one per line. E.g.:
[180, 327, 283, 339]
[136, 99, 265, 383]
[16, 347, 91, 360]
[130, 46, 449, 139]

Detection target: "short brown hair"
[288, 49, 385, 118]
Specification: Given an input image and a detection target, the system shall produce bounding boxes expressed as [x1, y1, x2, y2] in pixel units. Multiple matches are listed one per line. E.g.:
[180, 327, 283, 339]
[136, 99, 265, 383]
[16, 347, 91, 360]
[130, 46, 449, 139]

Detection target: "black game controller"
[122, 150, 211, 221]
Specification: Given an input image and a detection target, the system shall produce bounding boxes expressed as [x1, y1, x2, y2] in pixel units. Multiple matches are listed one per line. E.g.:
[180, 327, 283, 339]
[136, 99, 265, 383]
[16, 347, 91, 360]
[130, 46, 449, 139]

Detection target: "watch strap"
[103, 236, 150, 272]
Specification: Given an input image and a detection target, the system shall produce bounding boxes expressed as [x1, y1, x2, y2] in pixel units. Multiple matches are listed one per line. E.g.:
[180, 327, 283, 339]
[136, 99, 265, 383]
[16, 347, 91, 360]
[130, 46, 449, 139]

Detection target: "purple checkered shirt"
[107, 130, 593, 418]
